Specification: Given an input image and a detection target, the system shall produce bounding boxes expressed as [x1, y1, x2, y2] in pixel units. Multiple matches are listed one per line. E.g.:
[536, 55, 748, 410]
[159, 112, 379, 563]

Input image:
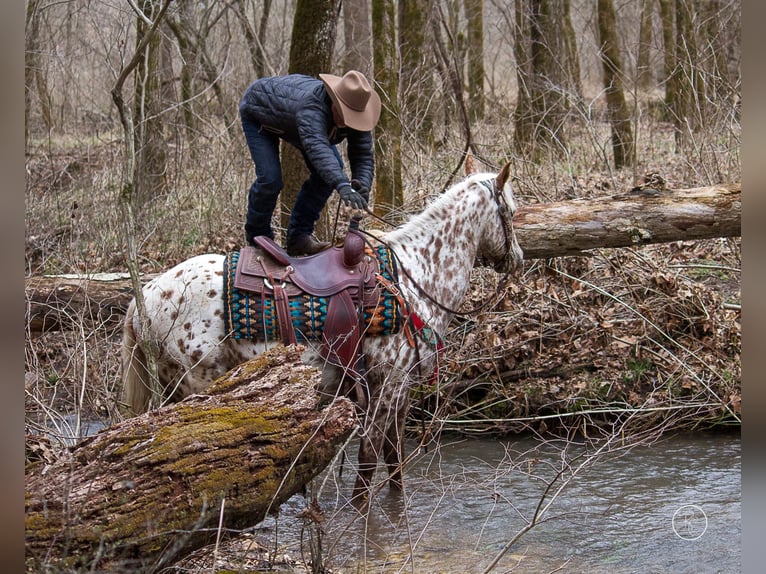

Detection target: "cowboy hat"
[319, 70, 381, 131]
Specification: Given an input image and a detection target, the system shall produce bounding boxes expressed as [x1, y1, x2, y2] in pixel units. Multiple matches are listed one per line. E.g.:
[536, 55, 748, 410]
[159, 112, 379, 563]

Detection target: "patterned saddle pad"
[223, 245, 403, 342]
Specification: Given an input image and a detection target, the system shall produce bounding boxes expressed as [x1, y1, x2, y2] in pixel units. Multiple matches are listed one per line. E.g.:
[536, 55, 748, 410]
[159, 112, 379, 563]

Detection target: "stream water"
[255, 431, 741, 573]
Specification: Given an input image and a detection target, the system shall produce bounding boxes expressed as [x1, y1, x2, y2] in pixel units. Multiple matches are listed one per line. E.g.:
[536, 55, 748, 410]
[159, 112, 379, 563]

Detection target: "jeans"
[241, 115, 344, 245]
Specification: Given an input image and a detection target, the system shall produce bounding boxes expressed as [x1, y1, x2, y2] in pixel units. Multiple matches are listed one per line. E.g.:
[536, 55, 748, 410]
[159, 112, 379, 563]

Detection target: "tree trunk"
[636, 0, 654, 90]
[372, 0, 404, 221]
[597, 0, 635, 168]
[398, 0, 435, 143]
[234, 0, 273, 78]
[659, 0, 675, 117]
[133, 0, 169, 209]
[464, 0, 485, 122]
[25, 183, 741, 333]
[670, 0, 696, 146]
[25, 346, 357, 572]
[514, 0, 573, 158]
[281, 0, 340, 239]
[25, 273, 156, 334]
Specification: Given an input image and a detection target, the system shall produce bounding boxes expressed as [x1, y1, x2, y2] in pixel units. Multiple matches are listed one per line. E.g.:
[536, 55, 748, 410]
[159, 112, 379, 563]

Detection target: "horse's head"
[475, 162, 524, 274]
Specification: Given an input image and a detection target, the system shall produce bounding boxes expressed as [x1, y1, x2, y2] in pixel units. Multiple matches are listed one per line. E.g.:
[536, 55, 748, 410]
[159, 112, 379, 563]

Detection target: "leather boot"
[286, 233, 331, 256]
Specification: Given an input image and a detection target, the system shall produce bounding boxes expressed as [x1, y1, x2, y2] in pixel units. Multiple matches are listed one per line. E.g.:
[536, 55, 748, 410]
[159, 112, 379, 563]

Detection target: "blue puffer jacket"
[239, 74, 375, 191]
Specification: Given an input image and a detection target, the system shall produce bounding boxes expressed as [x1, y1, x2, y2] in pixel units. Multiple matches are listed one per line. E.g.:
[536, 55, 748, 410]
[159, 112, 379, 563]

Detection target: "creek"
[258, 431, 741, 573]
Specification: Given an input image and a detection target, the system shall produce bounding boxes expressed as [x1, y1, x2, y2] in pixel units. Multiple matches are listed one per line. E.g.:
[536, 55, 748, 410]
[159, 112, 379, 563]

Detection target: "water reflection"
[256, 432, 740, 573]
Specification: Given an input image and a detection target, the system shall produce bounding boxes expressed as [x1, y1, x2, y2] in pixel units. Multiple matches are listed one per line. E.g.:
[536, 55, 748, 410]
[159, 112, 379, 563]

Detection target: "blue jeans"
[241, 115, 344, 244]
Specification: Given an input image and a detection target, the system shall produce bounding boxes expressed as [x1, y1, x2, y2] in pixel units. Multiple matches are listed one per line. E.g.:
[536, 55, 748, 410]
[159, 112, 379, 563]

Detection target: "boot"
[285, 233, 331, 256]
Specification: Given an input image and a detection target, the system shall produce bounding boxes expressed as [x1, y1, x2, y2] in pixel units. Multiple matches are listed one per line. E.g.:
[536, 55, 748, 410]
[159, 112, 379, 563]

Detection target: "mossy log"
[24, 345, 358, 572]
[24, 183, 740, 333]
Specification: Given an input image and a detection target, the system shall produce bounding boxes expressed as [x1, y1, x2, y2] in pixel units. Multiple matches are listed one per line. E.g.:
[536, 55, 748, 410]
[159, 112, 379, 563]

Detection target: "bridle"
[357, 175, 520, 319]
[477, 177, 518, 274]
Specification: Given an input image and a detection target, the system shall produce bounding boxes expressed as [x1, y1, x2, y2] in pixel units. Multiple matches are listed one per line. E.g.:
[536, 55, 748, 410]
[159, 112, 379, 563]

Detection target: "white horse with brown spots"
[122, 164, 523, 501]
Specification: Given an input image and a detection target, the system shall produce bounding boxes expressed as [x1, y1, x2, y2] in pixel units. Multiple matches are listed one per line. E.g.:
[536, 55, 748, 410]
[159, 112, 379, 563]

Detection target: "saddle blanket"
[223, 245, 403, 342]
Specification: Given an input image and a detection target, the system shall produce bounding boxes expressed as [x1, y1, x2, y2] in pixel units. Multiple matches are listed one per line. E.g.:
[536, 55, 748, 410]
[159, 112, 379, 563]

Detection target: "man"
[239, 70, 381, 256]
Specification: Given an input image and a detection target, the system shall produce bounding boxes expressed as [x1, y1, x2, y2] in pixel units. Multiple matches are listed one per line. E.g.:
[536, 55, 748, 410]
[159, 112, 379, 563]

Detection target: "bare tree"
[234, 0, 273, 78]
[636, 0, 654, 90]
[373, 0, 404, 219]
[513, 0, 578, 159]
[165, 0, 239, 143]
[132, 0, 170, 208]
[343, 0, 373, 76]
[464, 0, 485, 122]
[658, 0, 675, 117]
[111, 0, 174, 412]
[24, 0, 52, 143]
[597, 0, 635, 169]
[398, 0, 436, 144]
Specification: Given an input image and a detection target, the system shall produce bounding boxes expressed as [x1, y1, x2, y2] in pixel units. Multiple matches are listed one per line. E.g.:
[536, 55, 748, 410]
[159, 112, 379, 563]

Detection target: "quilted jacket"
[239, 74, 375, 191]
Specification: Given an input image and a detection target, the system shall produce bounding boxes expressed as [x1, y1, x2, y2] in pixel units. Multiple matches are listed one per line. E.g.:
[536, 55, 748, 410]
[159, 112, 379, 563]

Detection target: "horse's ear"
[495, 162, 512, 189]
[464, 152, 477, 175]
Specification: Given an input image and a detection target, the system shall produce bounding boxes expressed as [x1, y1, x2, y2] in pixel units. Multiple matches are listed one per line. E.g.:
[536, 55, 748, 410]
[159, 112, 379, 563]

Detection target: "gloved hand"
[337, 183, 367, 209]
[351, 179, 370, 204]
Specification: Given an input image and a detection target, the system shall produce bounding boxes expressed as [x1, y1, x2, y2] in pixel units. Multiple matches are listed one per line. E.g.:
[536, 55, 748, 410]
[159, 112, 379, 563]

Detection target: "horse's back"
[125, 253, 246, 405]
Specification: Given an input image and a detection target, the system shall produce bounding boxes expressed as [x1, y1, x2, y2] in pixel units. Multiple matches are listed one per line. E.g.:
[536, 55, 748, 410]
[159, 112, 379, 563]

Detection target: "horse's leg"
[383, 410, 406, 491]
[353, 371, 410, 500]
[353, 447, 374, 503]
[352, 379, 391, 504]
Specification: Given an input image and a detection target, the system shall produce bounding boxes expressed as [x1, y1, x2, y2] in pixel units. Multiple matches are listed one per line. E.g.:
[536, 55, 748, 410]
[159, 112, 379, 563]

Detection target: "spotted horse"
[121, 163, 524, 502]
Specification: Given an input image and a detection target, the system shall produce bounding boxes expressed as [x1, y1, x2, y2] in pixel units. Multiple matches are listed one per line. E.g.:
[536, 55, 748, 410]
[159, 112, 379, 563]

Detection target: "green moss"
[207, 355, 278, 394]
[111, 438, 141, 456]
[145, 406, 285, 466]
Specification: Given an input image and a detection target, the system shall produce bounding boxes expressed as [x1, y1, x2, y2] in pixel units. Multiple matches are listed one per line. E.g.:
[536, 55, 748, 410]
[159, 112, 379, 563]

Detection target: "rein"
[356, 176, 518, 319]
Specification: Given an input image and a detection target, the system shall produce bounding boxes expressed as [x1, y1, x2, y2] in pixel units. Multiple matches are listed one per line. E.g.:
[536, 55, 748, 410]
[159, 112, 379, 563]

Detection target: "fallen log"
[24, 272, 156, 334]
[514, 182, 740, 259]
[25, 183, 740, 333]
[25, 345, 358, 572]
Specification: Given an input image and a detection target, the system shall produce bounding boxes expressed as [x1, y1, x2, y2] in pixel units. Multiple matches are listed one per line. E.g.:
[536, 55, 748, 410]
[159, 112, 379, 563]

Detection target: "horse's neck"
[384, 180, 494, 333]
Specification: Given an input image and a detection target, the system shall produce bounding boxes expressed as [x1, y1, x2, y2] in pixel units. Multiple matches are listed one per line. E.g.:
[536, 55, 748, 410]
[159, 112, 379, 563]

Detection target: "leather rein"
[359, 176, 518, 319]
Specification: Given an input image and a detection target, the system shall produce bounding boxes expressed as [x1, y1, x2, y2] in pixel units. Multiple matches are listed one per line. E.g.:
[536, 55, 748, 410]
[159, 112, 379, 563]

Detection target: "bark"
[282, 0, 340, 238]
[636, 0, 654, 90]
[514, 0, 572, 157]
[372, 0, 404, 220]
[398, 0, 434, 142]
[132, 0, 169, 208]
[464, 0, 485, 122]
[25, 273, 157, 334]
[25, 183, 741, 333]
[597, 0, 635, 168]
[513, 182, 740, 259]
[25, 346, 358, 572]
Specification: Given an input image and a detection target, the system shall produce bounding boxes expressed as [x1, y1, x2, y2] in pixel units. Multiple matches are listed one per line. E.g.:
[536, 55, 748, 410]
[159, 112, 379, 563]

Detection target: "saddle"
[233, 226, 379, 406]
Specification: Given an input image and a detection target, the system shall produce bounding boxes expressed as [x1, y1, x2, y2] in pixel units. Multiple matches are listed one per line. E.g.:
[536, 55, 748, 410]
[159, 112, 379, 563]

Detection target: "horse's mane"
[384, 172, 497, 244]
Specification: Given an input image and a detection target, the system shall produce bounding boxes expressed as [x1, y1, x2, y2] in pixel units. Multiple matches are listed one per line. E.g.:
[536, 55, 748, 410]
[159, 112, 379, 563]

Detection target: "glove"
[337, 183, 367, 210]
[351, 179, 370, 204]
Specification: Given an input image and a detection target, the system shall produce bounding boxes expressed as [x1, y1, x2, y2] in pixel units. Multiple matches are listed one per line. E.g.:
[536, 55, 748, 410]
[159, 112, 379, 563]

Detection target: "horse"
[121, 163, 523, 501]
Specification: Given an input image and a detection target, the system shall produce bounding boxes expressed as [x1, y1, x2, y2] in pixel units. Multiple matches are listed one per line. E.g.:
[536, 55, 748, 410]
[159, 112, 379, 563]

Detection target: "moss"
[146, 406, 284, 466]
[111, 438, 141, 456]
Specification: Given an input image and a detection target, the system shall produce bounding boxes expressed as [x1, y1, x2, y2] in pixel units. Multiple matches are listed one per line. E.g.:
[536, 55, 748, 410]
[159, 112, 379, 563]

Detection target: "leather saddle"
[233, 227, 379, 407]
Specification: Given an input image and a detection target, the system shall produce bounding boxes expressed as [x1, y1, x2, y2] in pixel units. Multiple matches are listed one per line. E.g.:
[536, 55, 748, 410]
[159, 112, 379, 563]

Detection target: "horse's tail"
[121, 299, 151, 416]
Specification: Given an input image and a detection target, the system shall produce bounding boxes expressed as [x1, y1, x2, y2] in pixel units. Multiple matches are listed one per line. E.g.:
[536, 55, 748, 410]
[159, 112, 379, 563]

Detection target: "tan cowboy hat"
[319, 70, 382, 131]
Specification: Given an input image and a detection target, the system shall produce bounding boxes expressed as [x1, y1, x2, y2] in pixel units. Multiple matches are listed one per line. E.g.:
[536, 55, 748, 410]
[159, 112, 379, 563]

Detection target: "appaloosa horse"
[122, 163, 523, 500]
